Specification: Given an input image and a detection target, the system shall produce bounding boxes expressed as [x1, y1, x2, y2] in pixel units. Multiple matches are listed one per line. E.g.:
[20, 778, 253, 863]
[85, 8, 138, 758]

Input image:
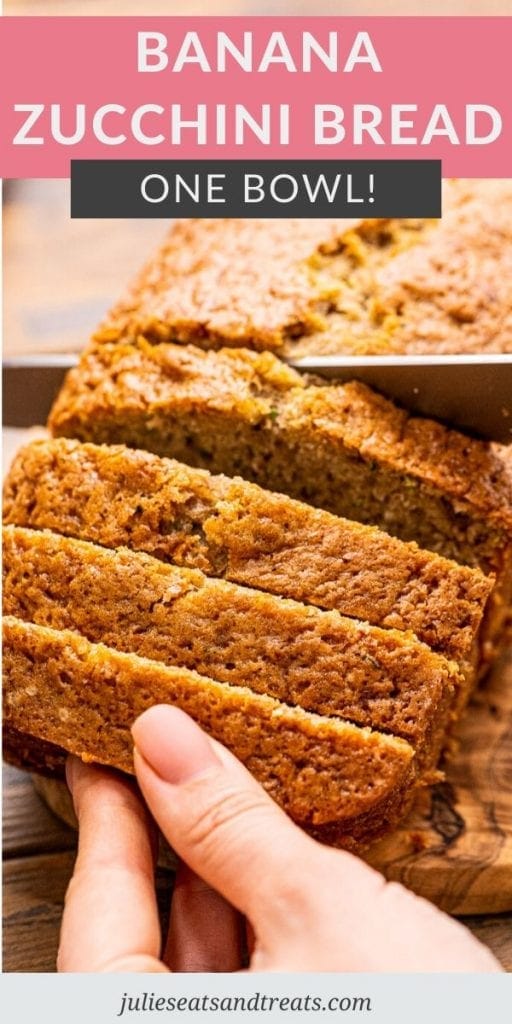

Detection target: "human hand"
[58, 705, 501, 973]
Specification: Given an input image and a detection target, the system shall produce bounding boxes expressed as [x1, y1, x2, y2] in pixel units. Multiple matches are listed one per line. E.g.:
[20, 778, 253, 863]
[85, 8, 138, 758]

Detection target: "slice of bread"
[3, 616, 417, 848]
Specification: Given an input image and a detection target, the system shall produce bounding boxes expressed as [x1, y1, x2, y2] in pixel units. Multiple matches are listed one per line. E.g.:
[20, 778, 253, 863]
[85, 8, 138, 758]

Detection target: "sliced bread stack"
[3, 435, 493, 848]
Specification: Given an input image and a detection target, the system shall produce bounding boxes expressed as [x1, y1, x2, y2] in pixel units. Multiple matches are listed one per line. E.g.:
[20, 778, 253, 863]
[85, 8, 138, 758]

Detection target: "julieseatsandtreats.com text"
[116, 991, 373, 1016]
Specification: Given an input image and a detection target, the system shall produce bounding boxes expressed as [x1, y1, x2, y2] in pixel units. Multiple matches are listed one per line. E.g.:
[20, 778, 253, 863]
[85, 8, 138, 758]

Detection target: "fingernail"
[132, 705, 220, 785]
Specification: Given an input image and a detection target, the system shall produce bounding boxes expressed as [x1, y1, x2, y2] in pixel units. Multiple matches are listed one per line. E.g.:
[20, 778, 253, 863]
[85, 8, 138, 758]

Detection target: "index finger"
[57, 757, 167, 973]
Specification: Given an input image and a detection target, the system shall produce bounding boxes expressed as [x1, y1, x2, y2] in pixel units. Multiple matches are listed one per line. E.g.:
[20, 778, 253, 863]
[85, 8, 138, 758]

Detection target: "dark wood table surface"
[2, 764, 178, 972]
[3, 178, 512, 973]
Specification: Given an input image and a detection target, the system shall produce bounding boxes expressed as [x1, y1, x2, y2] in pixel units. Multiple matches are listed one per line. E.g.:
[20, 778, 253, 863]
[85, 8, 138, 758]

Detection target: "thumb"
[132, 705, 326, 937]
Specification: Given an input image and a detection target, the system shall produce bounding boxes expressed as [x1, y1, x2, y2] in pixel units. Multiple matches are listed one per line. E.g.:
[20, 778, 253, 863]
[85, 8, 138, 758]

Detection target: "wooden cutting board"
[365, 647, 512, 915]
[34, 646, 512, 918]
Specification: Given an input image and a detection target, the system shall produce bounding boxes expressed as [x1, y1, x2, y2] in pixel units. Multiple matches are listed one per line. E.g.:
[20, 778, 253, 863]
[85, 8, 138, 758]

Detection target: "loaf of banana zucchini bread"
[6, 181, 511, 851]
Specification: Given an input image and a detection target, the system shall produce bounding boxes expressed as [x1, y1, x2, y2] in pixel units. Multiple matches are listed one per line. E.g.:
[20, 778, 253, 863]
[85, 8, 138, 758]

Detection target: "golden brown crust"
[3, 438, 492, 663]
[96, 181, 512, 357]
[97, 216, 372, 352]
[3, 617, 416, 843]
[3, 525, 460, 757]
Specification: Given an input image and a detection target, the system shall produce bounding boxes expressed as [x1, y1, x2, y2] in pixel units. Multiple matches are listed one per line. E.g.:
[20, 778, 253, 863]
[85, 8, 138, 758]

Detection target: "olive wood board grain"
[364, 647, 512, 915]
[30, 645, 512, 918]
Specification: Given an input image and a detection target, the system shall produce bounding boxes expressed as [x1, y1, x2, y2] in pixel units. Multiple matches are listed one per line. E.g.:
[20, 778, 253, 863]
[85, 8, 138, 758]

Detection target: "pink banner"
[0, 16, 510, 178]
